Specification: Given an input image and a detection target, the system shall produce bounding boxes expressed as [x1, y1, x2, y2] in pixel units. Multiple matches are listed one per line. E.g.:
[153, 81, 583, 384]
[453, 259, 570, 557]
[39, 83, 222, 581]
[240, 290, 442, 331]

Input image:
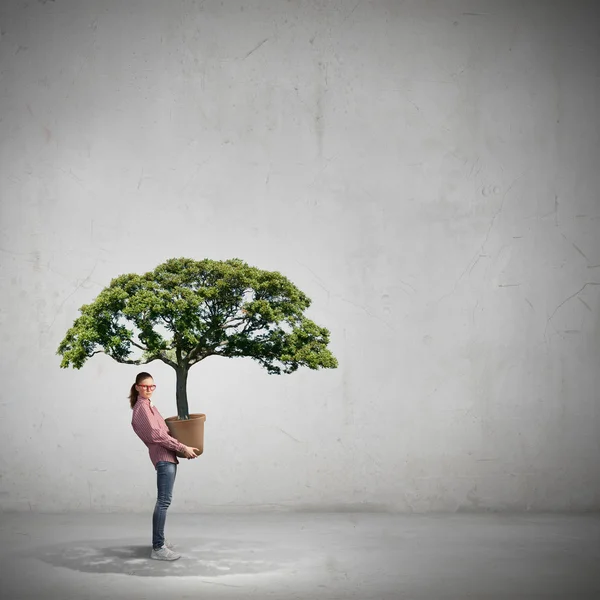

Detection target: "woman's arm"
[132, 405, 186, 454]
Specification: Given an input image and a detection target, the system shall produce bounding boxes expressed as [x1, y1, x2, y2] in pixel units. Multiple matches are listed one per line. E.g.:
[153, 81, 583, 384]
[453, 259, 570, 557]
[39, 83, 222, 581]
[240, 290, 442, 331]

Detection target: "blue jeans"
[152, 461, 177, 550]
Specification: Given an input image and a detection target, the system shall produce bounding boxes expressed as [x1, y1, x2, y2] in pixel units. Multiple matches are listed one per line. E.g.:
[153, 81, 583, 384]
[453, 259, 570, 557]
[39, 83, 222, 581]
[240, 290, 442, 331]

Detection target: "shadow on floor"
[21, 538, 300, 577]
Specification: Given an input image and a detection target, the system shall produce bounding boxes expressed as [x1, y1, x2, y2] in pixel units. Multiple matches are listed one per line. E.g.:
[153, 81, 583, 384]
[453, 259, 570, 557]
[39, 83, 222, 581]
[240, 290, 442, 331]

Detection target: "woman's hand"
[182, 445, 200, 459]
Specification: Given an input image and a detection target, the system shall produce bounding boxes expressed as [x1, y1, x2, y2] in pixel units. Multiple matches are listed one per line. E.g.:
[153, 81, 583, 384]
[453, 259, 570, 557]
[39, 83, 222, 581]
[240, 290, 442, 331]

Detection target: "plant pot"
[165, 413, 206, 458]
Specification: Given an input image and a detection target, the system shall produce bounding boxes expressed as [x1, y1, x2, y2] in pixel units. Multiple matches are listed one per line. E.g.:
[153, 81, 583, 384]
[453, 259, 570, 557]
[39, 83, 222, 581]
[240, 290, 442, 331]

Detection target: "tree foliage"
[57, 257, 338, 379]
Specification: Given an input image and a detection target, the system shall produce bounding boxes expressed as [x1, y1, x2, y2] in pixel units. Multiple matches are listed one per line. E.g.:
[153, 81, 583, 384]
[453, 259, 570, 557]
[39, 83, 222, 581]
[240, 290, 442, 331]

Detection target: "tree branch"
[187, 339, 209, 365]
[240, 317, 267, 337]
[114, 357, 144, 365]
[189, 351, 214, 366]
[158, 351, 177, 369]
[222, 316, 246, 328]
[129, 339, 149, 352]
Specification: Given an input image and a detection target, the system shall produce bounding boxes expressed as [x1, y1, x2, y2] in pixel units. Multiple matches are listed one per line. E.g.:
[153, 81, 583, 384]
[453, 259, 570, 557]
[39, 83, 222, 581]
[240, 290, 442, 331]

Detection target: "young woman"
[130, 371, 199, 561]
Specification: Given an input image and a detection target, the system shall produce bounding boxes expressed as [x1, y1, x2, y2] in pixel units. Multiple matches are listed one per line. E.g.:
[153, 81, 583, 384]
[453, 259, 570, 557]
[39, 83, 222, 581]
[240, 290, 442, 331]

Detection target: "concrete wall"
[1, 0, 599, 513]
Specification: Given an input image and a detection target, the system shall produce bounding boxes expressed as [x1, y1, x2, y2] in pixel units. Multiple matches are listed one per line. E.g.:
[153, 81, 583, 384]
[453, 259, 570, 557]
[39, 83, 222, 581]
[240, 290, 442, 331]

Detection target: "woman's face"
[136, 377, 156, 399]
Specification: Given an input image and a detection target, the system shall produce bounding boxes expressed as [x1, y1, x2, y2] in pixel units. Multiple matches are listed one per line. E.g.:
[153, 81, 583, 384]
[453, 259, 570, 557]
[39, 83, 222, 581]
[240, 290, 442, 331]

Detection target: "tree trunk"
[175, 366, 190, 420]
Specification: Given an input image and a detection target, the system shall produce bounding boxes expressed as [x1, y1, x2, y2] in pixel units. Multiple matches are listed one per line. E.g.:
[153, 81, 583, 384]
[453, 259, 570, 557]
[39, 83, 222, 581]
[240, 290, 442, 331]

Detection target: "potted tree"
[57, 257, 338, 456]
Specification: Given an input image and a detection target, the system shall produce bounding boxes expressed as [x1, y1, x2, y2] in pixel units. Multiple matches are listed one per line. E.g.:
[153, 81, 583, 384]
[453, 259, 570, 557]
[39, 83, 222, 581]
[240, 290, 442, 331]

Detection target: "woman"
[130, 371, 199, 561]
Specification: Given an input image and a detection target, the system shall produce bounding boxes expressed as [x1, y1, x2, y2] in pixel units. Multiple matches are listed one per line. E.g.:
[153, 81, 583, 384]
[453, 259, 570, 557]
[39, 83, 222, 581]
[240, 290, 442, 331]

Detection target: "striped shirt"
[131, 396, 186, 467]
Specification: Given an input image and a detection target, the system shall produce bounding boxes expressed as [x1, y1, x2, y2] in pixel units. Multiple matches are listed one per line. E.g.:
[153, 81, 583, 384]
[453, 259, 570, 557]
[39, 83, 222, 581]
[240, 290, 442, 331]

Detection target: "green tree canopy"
[57, 257, 338, 418]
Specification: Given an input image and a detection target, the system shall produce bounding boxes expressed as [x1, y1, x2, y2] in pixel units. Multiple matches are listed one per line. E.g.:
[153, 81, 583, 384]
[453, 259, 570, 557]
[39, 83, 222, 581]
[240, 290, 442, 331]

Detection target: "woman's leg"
[152, 461, 177, 550]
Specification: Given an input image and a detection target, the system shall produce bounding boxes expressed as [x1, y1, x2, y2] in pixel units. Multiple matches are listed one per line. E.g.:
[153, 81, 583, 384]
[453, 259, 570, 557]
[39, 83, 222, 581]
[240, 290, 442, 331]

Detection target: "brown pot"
[165, 413, 206, 458]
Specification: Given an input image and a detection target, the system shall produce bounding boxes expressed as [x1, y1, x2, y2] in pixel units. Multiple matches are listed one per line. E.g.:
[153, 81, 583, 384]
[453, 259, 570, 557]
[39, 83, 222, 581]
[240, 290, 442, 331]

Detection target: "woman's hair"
[129, 371, 153, 409]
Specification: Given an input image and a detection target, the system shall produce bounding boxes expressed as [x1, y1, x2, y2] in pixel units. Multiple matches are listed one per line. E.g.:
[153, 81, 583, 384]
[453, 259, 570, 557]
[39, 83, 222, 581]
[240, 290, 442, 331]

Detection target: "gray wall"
[1, 0, 599, 513]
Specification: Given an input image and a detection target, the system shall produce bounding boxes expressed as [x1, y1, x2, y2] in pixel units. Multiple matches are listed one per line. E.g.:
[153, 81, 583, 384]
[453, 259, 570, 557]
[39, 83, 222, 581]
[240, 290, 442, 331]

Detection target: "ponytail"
[129, 383, 138, 409]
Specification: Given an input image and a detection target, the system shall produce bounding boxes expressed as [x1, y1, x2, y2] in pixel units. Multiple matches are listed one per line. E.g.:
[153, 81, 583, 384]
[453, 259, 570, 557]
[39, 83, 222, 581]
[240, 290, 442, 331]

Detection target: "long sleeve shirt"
[131, 396, 186, 467]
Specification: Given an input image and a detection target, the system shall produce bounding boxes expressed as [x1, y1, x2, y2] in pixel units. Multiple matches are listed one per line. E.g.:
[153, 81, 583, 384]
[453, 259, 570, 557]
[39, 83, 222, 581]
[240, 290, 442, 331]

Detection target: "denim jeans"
[152, 461, 177, 550]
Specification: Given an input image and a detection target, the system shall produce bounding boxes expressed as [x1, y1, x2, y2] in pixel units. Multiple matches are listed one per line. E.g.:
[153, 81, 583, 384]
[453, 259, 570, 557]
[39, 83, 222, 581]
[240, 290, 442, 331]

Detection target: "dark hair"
[129, 371, 153, 409]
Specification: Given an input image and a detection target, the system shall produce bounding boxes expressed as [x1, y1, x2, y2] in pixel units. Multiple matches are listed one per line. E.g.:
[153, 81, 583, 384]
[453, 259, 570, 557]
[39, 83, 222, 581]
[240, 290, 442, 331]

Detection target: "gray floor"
[0, 511, 598, 600]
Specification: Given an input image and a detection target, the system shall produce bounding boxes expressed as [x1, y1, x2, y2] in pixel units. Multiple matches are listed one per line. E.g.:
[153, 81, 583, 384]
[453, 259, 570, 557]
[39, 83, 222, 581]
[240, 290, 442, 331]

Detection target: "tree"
[57, 257, 338, 419]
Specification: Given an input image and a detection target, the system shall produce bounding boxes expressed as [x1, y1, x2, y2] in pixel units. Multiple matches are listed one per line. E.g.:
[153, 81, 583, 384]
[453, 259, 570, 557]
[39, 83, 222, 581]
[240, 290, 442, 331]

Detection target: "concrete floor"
[0, 511, 598, 600]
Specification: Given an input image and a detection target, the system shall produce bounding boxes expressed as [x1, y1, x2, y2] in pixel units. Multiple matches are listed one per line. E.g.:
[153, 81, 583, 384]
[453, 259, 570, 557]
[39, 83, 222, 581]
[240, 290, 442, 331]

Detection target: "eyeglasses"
[137, 384, 156, 391]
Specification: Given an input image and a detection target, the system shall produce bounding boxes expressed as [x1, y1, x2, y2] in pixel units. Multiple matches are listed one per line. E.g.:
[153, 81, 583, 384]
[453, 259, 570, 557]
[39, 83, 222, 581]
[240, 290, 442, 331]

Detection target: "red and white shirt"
[131, 396, 186, 467]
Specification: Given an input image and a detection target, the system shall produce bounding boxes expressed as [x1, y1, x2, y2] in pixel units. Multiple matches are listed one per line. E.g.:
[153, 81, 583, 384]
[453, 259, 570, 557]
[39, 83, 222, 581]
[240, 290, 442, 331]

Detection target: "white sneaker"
[150, 545, 181, 561]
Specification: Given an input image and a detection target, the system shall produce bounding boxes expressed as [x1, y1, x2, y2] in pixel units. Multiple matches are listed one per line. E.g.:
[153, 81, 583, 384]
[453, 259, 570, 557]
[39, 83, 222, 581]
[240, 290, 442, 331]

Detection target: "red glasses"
[138, 384, 156, 391]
